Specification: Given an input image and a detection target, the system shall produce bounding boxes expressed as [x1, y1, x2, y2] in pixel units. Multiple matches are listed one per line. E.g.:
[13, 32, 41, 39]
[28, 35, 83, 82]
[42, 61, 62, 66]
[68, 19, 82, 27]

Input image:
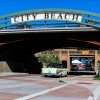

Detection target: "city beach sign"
[11, 11, 82, 24]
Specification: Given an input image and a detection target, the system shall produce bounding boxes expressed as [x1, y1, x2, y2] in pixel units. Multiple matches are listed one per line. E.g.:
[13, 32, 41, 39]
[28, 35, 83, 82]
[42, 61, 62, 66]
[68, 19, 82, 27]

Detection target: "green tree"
[35, 53, 60, 66]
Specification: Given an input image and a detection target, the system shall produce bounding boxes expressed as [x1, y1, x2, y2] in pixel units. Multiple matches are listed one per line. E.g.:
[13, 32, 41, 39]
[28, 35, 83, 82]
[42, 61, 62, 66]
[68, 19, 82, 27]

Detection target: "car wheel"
[44, 75, 47, 77]
[59, 74, 62, 78]
[65, 74, 67, 77]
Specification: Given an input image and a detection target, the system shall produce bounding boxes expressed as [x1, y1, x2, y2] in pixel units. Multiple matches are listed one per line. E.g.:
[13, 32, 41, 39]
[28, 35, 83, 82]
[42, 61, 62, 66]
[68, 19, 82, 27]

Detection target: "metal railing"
[0, 9, 100, 30]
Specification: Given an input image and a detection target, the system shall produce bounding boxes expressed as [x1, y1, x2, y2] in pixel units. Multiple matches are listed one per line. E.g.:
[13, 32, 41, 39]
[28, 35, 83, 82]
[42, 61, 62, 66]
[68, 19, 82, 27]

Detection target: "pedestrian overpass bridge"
[0, 9, 99, 73]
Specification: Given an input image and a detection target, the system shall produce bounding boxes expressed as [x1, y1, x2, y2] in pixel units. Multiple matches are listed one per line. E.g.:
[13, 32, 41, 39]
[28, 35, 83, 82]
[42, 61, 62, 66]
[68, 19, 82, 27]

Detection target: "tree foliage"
[35, 53, 60, 66]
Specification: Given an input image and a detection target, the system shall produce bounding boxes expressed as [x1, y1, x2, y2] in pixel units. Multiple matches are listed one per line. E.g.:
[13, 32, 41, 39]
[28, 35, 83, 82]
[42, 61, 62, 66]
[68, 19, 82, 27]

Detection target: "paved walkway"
[97, 95, 100, 100]
[0, 73, 99, 100]
[0, 72, 28, 77]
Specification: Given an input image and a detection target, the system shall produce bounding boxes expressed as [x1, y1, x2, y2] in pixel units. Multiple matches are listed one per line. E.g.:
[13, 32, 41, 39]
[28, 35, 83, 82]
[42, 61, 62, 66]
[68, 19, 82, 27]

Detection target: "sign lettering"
[11, 12, 82, 24]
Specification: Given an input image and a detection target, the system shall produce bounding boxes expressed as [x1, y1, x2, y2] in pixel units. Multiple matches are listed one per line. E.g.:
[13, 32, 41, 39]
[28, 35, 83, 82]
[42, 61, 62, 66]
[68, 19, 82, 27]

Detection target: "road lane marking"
[15, 83, 69, 100]
[87, 86, 100, 100]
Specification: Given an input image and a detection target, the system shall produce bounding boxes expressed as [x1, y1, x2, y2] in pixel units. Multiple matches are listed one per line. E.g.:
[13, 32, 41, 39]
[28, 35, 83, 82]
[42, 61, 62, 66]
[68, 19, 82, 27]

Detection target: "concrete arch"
[0, 9, 99, 73]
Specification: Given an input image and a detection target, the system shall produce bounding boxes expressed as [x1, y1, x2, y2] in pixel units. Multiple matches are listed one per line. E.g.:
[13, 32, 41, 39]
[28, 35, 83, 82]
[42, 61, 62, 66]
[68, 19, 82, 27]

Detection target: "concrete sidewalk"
[0, 72, 28, 78]
[97, 95, 100, 100]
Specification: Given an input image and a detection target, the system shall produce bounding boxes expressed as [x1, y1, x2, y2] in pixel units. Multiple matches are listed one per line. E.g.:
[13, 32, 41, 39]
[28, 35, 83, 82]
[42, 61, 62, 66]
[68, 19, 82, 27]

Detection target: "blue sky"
[0, 0, 100, 16]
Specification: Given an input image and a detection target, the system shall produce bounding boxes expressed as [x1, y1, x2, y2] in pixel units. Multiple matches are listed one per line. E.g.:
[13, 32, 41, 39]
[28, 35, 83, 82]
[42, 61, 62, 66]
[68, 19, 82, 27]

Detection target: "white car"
[41, 63, 69, 77]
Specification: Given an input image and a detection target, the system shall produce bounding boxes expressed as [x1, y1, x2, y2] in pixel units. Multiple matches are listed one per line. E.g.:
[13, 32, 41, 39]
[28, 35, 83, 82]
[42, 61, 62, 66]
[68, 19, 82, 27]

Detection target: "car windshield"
[47, 63, 63, 68]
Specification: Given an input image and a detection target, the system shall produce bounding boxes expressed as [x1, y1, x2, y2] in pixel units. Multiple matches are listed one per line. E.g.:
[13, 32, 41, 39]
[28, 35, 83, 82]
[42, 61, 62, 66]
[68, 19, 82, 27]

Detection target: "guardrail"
[0, 9, 100, 29]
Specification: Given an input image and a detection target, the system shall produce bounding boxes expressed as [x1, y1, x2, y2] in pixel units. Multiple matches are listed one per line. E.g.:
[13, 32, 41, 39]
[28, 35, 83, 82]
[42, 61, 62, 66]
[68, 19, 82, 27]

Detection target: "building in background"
[41, 48, 100, 73]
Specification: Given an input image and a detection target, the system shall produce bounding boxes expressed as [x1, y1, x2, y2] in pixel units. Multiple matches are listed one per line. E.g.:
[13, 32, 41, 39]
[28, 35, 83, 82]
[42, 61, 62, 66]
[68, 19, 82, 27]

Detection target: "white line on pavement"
[15, 83, 69, 100]
[87, 86, 100, 100]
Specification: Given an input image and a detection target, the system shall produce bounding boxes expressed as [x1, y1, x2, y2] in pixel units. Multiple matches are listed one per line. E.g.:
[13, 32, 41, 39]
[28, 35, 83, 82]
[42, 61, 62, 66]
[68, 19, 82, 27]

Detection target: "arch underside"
[0, 30, 99, 56]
